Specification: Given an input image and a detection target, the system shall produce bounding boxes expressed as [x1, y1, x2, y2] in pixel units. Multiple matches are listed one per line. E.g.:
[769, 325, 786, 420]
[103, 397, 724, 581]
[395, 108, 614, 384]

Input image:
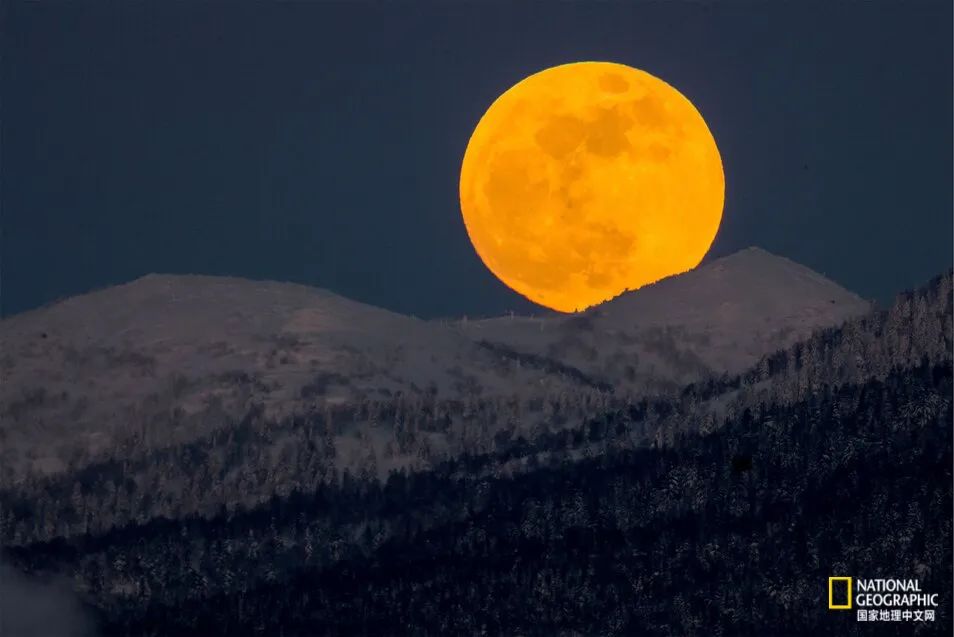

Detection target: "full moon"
[459, 62, 724, 312]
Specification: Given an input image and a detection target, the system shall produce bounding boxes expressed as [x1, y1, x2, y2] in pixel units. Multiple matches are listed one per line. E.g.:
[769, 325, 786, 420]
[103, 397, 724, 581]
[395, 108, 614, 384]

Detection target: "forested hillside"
[6, 360, 951, 635]
[1, 271, 950, 635]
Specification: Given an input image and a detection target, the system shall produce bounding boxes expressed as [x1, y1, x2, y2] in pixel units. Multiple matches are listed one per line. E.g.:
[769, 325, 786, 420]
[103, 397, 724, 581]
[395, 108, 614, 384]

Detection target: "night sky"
[3, 1, 951, 319]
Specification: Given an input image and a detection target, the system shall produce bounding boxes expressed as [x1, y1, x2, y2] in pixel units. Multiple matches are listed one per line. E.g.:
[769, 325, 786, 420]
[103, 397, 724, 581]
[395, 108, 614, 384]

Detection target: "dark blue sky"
[3, 1, 951, 318]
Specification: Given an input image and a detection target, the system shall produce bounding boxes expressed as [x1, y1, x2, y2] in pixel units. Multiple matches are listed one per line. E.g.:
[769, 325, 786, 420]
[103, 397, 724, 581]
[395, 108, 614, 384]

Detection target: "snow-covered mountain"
[0, 274, 580, 476]
[0, 248, 869, 478]
[471, 247, 871, 392]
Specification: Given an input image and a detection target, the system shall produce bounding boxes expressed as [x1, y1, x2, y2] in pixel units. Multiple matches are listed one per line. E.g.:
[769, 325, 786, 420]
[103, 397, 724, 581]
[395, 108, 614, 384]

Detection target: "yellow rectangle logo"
[829, 577, 852, 609]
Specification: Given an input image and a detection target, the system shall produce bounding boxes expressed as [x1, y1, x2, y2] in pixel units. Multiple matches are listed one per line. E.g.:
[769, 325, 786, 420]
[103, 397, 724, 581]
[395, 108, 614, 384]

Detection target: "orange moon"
[459, 62, 724, 312]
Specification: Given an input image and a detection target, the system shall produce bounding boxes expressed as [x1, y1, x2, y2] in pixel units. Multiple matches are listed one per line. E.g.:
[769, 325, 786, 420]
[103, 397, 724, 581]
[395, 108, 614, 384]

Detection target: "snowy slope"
[0, 248, 869, 478]
[471, 247, 871, 391]
[0, 274, 576, 477]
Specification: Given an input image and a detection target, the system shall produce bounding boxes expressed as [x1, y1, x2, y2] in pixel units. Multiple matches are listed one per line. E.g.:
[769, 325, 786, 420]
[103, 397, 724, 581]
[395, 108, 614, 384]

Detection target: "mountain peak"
[704, 246, 821, 274]
[725, 245, 773, 258]
[589, 247, 871, 362]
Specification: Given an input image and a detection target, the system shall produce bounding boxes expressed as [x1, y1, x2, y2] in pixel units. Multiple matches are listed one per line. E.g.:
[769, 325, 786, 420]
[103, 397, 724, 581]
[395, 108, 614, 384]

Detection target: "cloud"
[0, 560, 98, 637]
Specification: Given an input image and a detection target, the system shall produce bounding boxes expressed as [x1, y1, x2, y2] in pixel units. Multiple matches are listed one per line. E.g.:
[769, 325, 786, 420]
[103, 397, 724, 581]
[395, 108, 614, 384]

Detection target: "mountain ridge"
[0, 247, 872, 480]
[1, 268, 948, 565]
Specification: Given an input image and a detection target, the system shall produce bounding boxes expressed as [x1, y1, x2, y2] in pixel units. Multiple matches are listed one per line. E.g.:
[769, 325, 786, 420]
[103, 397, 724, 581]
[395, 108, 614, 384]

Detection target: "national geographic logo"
[828, 576, 939, 623]
[829, 577, 852, 610]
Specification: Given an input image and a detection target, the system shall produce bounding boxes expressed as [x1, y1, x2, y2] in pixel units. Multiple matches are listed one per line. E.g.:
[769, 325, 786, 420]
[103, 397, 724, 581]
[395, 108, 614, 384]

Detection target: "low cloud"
[0, 560, 98, 637]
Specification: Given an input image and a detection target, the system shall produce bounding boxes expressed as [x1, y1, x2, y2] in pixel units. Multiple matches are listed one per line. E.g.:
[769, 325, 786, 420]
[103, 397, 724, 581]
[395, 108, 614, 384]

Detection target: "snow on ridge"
[0, 249, 881, 480]
[594, 246, 870, 327]
[467, 247, 872, 392]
